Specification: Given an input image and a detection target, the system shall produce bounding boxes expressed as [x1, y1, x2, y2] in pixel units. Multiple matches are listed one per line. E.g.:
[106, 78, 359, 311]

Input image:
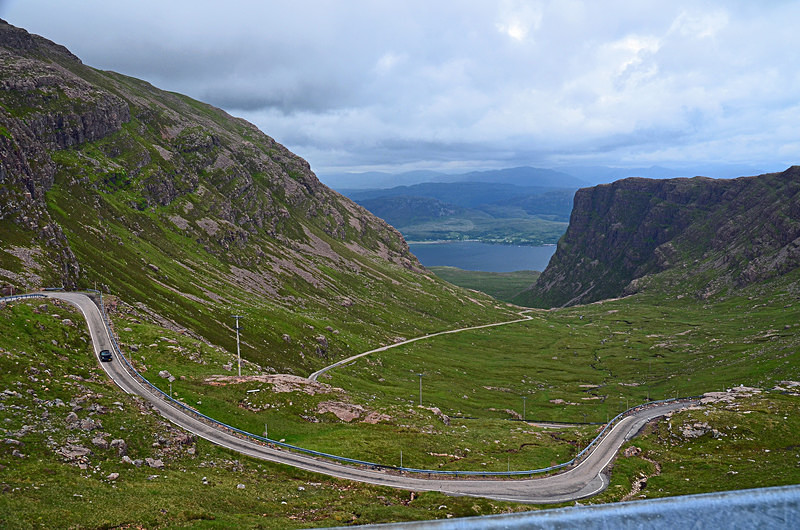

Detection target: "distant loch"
[409, 241, 557, 273]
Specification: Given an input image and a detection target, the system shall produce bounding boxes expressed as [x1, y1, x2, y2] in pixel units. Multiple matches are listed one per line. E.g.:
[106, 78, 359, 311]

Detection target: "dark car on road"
[99, 349, 113, 362]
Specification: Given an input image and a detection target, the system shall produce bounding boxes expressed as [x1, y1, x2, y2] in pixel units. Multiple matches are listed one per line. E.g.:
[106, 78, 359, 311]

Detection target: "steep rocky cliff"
[0, 20, 512, 372]
[516, 168, 800, 307]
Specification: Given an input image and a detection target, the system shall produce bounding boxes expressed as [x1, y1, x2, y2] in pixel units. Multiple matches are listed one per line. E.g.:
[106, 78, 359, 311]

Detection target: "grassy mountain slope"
[0, 19, 515, 375]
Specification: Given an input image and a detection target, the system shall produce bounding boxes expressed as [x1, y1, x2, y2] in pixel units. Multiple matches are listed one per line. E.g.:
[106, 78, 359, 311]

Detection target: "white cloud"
[495, 0, 543, 42]
[374, 52, 406, 75]
[669, 9, 729, 39]
[2, 0, 799, 175]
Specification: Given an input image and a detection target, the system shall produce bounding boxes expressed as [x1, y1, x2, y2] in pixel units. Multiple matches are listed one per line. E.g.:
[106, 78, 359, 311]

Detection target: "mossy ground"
[428, 266, 541, 303]
[0, 300, 534, 528]
[2, 267, 799, 527]
[592, 390, 800, 504]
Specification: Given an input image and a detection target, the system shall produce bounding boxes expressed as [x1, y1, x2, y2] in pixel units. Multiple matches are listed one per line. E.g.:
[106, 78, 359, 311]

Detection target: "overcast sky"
[2, 1, 798, 180]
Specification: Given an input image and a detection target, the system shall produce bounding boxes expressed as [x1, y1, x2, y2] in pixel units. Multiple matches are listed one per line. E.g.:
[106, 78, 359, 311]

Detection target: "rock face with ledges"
[0, 18, 418, 290]
[517, 167, 800, 307]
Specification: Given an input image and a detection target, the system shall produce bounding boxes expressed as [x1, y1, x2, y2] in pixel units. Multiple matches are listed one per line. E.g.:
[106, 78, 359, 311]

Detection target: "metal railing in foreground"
[0, 293, 47, 303]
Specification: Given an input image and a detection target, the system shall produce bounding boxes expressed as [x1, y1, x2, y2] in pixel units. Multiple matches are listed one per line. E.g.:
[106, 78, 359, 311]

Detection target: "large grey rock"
[110, 438, 127, 456]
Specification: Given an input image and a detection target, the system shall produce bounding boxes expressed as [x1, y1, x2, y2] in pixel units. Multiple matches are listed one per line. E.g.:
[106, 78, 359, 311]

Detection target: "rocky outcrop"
[517, 168, 800, 307]
[0, 18, 420, 293]
[0, 20, 508, 376]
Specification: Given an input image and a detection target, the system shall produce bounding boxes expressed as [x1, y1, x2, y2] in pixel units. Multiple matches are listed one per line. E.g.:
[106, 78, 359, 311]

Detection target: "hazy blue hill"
[355, 196, 477, 227]
[344, 182, 570, 208]
[458, 166, 587, 188]
[324, 166, 587, 189]
[343, 182, 575, 245]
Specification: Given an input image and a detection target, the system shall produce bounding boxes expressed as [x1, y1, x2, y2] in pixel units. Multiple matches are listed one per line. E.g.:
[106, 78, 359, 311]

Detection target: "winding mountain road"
[42, 291, 691, 503]
[309, 311, 535, 382]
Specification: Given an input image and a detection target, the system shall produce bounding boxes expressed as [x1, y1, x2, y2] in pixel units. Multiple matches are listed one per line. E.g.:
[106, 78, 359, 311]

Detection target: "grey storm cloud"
[2, 0, 799, 176]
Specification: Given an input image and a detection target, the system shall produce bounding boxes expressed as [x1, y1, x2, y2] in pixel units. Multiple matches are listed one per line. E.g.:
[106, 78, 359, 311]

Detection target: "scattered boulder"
[87, 403, 108, 414]
[58, 444, 92, 461]
[624, 446, 642, 457]
[145, 457, 164, 469]
[174, 433, 195, 445]
[421, 406, 451, 426]
[110, 439, 128, 456]
[65, 411, 79, 426]
[91, 437, 109, 449]
[107, 472, 119, 481]
[316, 401, 364, 422]
[363, 411, 392, 424]
[681, 422, 712, 439]
[11, 425, 34, 437]
[78, 418, 100, 431]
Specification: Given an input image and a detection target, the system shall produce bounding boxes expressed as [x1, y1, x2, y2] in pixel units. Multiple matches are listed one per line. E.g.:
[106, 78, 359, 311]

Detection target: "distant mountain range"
[323, 166, 584, 189]
[321, 164, 780, 190]
[341, 181, 574, 245]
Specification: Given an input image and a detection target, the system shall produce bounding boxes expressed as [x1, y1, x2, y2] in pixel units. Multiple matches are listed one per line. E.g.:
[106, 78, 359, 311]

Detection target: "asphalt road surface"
[47, 291, 692, 504]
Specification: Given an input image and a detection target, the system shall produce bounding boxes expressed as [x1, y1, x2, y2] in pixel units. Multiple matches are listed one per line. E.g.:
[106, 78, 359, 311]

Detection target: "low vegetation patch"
[428, 266, 541, 303]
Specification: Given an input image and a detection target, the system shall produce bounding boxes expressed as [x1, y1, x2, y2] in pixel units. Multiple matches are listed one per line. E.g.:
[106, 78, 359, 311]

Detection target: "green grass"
[328, 278, 800, 425]
[428, 266, 540, 302]
[99, 268, 800, 482]
[110, 310, 596, 473]
[0, 300, 536, 528]
[3, 267, 800, 526]
[591, 390, 800, 504]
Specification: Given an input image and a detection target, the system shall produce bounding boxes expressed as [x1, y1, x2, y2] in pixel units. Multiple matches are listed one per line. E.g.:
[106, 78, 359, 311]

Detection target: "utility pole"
[523, 396, 527, 422]
[417, 373, 424, 406]
[232, 315, 244, 376]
